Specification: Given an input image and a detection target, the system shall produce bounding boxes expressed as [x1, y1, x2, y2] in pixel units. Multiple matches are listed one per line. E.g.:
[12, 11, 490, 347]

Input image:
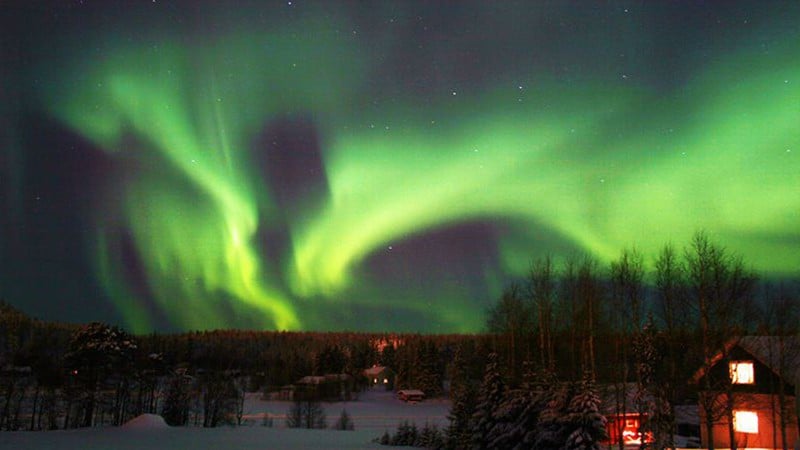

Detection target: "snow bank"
[121, 414, 169, 430]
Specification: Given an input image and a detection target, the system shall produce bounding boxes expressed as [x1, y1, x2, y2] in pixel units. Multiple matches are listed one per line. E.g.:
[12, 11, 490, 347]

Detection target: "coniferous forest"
[1, 232, 798, 449]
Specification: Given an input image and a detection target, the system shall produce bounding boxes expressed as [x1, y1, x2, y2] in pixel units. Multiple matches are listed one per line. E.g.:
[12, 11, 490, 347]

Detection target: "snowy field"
[0, 389, 451, 450]
[247, 389, 451, 431]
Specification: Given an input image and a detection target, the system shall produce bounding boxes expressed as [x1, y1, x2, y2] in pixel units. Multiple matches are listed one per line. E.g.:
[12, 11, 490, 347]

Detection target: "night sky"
[2, 1, 798, 333]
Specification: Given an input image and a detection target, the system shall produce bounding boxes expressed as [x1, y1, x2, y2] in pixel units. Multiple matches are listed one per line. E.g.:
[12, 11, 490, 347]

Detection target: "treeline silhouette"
[0, 231, 796, 446]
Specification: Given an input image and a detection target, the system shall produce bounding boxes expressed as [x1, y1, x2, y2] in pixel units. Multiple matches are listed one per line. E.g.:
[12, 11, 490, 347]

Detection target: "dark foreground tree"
[200, 372, 239, 427]
[334, 408, 354, 430]
[445, 343, 477, 449]
[63, 322, 137, 427]
[286, 399, 326, 429]
[161, 372, 192, 426]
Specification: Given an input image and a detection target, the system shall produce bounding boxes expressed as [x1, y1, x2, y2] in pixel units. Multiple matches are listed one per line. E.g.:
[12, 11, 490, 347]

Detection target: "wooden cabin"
[599, 383, 654, 447]
[691, 336, 800, 449]
[396, 389, 425, 403]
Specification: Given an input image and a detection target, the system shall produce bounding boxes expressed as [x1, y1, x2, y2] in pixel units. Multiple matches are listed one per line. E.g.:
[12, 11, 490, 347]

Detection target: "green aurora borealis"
[2, 2, 799, 332]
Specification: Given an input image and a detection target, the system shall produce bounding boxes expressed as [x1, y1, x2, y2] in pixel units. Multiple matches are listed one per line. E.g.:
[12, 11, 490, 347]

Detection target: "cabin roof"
[364, 366, 390, 376]
[690, 336, 800, 385]
[397, 389, 425, 396]
[597, 383, 655, 414]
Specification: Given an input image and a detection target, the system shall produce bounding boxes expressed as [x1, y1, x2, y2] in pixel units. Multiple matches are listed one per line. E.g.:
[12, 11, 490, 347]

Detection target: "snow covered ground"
[248, 389, 451, 431]
[0, 389, 451, 450]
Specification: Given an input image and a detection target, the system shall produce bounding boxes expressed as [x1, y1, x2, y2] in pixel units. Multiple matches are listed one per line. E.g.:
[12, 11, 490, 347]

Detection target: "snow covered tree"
[562, 373, 607, 450]
[506, 366, 558, 450]
[471, 353, 505, 449]
[533, 376, 570, 450]
[417, 422, 445, 449]
[487, 388, 531, 449]
[390, 420, 418, 446]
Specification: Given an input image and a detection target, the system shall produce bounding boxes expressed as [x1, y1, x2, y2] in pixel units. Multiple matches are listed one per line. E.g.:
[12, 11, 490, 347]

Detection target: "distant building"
[397, 389, 425, 403]
[691, 336, 800, 450]
[295, 373, 355, 401]
[364, 365, 394, 390]
[599, 383, 654, 447]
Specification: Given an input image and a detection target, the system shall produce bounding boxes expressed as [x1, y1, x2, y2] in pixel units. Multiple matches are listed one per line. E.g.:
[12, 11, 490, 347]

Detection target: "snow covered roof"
[364, 366, 390, 376]
[397, 389, 425, 396]
[597, 383, 654, 416]
[297, 374, 352, 384]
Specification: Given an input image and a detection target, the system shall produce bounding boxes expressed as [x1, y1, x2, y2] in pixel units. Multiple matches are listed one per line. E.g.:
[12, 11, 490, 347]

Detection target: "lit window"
[734, 410, 758, 434]
[383, 378, 389, 384]
[729, 361, 754, 384]
[373, 378, 378, 384]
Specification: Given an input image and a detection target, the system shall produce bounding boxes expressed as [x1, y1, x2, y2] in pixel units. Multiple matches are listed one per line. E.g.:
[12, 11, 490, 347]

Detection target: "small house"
[691, 336, 800, 450]
[295, 373, 355, 401]
[397, 389, 425, 403]
[364, 365, 394, 390]
[599, 383, 654, 447]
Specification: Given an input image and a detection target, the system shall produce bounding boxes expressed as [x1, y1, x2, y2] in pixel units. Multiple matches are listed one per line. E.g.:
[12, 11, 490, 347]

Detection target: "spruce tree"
[487, 388, 530, 449]
[418, 422, 445, 449]
[563, 374, 607, 450]
[471, 353, 505, 450]
[417, 340, 443, 397]
[533, 377, 570, 450]
[446, 346, 477, 450]
[505, 366, 556, 449]
[633, 314, 672, 449]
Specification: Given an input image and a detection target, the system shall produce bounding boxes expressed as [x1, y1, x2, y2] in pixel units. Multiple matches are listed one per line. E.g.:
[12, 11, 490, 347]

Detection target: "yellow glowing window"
[734, 410, 758, 434]
[729, 361, 754, 384]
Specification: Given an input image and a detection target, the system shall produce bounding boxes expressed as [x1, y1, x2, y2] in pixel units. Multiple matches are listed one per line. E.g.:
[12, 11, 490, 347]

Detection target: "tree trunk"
[726, 398, 737, 450]
[83, 379, 97, 427]
[705, 412, 715, 450]
[30, 383, 40, 430]
[1, 378, 14, 430]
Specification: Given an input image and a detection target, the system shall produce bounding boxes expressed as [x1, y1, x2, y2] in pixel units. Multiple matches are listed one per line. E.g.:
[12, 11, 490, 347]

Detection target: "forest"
[0, 232, 798, 449]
